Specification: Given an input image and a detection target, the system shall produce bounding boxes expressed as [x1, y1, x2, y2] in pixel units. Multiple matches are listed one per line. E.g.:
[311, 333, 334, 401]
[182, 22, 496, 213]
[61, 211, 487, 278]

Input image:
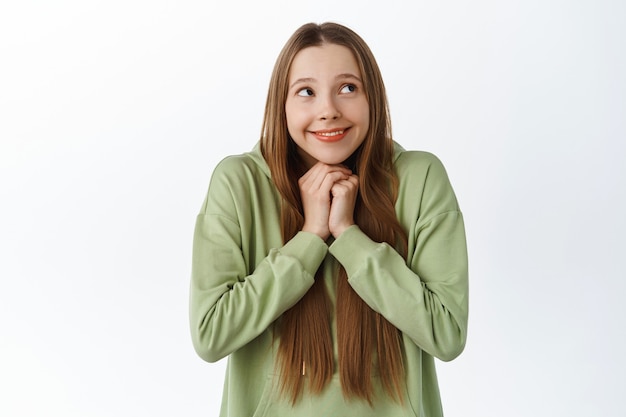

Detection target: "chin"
[317, 155, 351, 165]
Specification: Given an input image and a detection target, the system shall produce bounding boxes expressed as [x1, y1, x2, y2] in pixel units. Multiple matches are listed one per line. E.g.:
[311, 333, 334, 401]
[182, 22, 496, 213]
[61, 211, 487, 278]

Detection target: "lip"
[309, 127, 350, 142]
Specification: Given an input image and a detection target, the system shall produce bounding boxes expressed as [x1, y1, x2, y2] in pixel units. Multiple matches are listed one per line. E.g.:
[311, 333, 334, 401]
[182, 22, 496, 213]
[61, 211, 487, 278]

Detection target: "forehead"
[288, 43, 361, 80]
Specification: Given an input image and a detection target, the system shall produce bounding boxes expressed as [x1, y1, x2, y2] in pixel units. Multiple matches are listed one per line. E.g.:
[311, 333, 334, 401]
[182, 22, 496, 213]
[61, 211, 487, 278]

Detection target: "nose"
[318, 96, 341, 120]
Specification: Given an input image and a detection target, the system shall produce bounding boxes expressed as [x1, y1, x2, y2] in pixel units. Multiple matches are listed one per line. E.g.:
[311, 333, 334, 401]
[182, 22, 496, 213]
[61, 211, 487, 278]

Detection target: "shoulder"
[199, 152, 270, 214]
[395, 149, 442, 167]
[212, 153, 261, 178]
[393, 148, 461, 216]
[394, 149, 450, 185]
[208, 152, 268, 190]
[395, 149, 441, 165]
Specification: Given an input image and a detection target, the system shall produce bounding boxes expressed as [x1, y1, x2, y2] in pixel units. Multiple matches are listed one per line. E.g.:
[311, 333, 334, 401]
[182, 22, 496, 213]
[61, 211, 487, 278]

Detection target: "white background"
[1, 1, 625, 416]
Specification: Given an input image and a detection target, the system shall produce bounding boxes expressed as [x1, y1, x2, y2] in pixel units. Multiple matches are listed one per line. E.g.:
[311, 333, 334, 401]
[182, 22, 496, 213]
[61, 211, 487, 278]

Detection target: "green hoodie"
[190, 142, 468, 417]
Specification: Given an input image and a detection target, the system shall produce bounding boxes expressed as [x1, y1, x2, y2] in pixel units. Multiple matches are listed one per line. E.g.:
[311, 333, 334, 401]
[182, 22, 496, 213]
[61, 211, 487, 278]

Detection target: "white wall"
[1, 1, 624, 416]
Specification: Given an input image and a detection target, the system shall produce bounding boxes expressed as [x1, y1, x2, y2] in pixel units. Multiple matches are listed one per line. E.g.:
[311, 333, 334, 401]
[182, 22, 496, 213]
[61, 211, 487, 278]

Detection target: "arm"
[189, 158, 328, 363]
[328, 154, 469, 361]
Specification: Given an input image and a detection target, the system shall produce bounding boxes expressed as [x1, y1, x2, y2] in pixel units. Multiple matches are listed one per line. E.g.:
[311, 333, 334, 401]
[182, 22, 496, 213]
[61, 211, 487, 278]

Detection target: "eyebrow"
[289, 73, 363, 90]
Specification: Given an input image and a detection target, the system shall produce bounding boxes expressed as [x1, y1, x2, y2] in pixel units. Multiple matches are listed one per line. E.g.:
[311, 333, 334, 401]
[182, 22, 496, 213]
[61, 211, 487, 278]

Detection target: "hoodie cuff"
[280, 231, 328, 276]
[329, 225, 380, 276]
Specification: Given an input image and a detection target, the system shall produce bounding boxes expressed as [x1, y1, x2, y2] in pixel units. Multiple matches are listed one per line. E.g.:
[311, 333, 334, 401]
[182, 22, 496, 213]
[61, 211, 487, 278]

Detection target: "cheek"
[350, 99, 370, 128]
[285, 107, 308, 134]
[284, 107, 295, 134]
[362, 101, 371, 123]
[285, 115, 298, 137]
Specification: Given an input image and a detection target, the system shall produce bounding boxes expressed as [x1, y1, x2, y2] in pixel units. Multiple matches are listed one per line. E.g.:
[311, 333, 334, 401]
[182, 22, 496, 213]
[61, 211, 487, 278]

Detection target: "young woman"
[190, 22, 468, 417]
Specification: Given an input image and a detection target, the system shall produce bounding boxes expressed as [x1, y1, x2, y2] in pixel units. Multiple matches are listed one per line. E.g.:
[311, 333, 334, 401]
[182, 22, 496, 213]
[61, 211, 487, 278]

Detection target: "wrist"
[302, 224, 330, 241]
[330, 222, 353, 239]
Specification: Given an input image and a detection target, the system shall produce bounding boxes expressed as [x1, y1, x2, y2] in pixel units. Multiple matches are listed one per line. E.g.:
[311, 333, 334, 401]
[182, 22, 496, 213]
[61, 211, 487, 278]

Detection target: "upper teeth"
[318, 130, 344, 137]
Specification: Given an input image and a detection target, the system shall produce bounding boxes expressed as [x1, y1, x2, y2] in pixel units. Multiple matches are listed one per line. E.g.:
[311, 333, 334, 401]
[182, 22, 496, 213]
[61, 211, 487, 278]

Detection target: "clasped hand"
[298, 162, 359, 241]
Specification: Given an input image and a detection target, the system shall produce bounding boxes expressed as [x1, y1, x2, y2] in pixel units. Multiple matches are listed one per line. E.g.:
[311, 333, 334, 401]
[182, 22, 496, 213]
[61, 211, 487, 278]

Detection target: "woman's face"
[285, 43, 370, 168]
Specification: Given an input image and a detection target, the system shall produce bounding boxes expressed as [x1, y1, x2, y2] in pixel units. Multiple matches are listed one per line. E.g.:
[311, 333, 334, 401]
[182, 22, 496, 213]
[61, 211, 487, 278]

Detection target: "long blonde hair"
[260, 22, 407, 405]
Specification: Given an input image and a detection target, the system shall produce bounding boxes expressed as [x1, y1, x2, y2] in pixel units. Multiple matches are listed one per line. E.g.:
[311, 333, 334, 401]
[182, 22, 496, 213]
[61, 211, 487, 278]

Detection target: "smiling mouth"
[311, 128, 349, 142]
[317, 129, 344, 137]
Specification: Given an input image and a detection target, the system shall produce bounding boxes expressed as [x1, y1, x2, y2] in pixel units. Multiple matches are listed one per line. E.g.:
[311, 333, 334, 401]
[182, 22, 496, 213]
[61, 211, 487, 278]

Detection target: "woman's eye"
[297, 88, 314, 97]
[340, 84, 356, 94]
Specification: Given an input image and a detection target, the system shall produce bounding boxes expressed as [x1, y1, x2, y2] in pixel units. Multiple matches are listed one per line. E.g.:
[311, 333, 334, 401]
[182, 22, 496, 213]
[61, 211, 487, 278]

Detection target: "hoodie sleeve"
[329, 152, 468, 361]
[189, 156, 328, 363]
